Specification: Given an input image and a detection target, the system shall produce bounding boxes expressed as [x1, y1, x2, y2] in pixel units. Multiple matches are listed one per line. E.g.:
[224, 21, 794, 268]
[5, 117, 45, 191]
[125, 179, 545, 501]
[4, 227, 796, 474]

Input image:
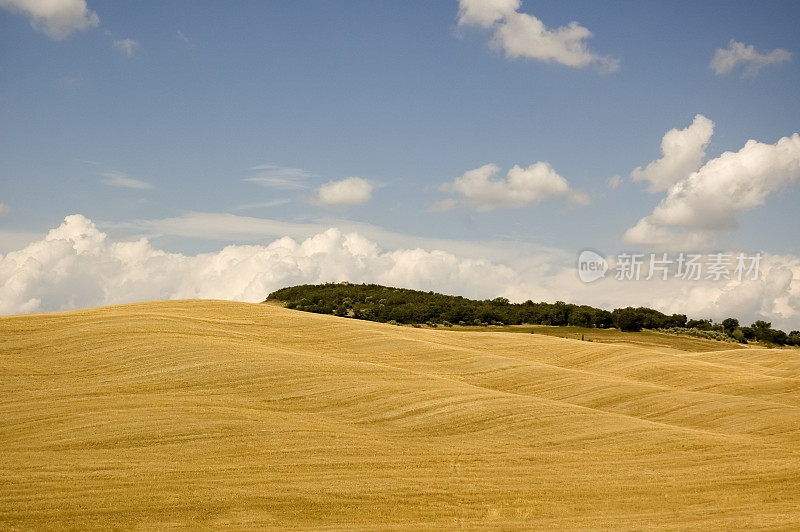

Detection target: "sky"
[1, 0, 800, 329]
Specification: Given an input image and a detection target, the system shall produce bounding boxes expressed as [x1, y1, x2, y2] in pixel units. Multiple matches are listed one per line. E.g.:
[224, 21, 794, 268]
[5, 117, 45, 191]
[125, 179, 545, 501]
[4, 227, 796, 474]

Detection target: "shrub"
[658, 327, 737, 343]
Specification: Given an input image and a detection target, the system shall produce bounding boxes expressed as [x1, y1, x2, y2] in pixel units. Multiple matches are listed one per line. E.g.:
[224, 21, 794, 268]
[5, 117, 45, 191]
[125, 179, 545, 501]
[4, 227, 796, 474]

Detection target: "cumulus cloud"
[0, 0, 98, 39]
[457, 0, 519, 26]
[113, 38, 140, 57]
[630, 115, 714, 192]
[244, 164, 316, 190]
[710, 40, 792, 76]
[439, 162, 588, 211]
[625, 132, 800, 248]
[457, 0, 618, 71]
[0, 203, 9, 217]
[312, 177, 373, 206]
[623, 219, 715, 251]
[101, 171, 153, 190]
[2, 214, 799, 331]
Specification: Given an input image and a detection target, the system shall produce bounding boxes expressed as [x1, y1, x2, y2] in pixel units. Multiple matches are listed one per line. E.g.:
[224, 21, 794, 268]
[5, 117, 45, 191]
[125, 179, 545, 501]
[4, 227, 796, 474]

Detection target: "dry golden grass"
[1, 300, 799, 529]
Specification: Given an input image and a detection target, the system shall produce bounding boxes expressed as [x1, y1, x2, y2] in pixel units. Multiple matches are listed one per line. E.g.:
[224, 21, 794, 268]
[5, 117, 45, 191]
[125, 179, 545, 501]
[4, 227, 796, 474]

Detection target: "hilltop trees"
[266, 283, 798, 345]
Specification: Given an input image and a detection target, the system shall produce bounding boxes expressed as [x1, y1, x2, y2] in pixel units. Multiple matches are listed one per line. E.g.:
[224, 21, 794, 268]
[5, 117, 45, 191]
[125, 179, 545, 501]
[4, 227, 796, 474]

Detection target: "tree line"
[266, 283, 800, 346]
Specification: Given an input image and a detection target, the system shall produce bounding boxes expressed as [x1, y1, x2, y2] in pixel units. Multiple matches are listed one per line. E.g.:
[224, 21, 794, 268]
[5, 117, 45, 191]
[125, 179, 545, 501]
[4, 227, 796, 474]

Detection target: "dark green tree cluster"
[268, 283, 613, 327]
[610, 307, 687, 332]
[741, 321, 800, 346]
[266, 283, 799, 345]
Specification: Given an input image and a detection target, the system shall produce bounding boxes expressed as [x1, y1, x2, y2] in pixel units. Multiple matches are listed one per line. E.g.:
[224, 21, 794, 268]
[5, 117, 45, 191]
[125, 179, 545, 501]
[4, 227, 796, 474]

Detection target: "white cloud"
[631, 115, 714, 192]
[113, 38, 140, 57]
[0, 0, 98, 39]
[244, 164, 316, 190]
[623, 219, 715, 251]
[457, 0, 519, 26]
[710, 39, 792, 76]
[625, 132, 800, 248]
[457, 0, 618, 71]
[101, 171, 154, 190]
[0, 203, 9, 217]
[312, 177, 373, 206]
[2, 214, 800, 331]
[440, 162, 589, 211]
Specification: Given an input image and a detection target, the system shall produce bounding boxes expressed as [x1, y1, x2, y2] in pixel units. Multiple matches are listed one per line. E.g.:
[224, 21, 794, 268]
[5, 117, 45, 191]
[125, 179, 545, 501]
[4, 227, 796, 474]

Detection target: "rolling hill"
[2, 300, 799, 529]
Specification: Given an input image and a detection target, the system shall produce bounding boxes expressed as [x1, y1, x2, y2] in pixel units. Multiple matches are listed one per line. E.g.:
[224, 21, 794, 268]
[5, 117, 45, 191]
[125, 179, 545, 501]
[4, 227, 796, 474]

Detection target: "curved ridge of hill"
[1, 300, 799, 529]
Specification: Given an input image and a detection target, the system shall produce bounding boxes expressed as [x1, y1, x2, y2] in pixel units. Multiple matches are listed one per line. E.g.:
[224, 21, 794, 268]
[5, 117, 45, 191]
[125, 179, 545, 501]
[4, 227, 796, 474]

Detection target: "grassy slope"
[1, 300, 799, 529]
[447, 324, 747, 353]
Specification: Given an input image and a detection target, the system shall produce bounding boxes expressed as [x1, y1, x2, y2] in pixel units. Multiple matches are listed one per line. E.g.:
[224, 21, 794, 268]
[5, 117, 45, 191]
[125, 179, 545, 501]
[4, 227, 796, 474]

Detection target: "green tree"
[612, 308, 645, 332]
[721, 318, 739, 334]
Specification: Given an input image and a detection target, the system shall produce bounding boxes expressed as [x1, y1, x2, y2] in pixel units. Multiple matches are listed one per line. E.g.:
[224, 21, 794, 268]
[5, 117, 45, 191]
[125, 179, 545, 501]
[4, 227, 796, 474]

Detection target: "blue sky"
[1, 0, 800, 326]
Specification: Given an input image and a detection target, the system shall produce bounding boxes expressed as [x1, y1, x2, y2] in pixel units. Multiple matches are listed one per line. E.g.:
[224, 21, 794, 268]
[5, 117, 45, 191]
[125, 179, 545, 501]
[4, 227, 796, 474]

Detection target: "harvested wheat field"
[1, 300, 799, 529]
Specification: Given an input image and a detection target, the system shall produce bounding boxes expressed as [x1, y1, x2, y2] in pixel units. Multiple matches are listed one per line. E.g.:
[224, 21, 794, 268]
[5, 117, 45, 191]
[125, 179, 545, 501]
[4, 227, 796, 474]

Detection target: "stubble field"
[1, 300, 799, 529]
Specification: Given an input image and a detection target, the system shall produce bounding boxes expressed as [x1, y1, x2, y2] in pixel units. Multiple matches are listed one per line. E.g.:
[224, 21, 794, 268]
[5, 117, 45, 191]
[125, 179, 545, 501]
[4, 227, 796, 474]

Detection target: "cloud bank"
[439, 162, 588, 211]
[0, 0, 99, 39]
[457, 0, 618, 71]
[710, 40, 791, 76]
[0, 215, 515, 315]
[3, 215, 799, 331]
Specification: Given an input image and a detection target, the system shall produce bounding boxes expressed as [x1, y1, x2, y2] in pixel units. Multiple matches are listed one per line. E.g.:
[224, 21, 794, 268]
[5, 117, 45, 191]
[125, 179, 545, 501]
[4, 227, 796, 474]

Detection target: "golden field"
[1, 300, 799, 529]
